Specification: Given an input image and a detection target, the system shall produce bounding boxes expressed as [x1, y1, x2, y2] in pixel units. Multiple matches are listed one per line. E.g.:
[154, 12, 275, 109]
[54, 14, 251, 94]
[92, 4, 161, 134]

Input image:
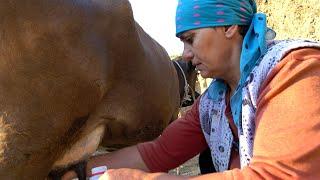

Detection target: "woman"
[64, 0, 320, 179]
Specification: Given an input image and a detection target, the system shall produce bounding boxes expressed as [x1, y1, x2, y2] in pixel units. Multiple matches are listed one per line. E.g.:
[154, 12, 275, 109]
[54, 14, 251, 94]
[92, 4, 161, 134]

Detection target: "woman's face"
[179, 27, 238, 79]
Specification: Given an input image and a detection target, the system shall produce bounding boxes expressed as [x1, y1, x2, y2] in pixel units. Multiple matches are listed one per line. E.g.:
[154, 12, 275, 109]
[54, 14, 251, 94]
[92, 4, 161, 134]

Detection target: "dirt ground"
[169, 155, 200, 176]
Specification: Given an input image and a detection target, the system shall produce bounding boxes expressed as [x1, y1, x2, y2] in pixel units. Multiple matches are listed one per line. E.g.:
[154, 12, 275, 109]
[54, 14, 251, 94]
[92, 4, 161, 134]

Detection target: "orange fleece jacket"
[137, 48, 320, 179]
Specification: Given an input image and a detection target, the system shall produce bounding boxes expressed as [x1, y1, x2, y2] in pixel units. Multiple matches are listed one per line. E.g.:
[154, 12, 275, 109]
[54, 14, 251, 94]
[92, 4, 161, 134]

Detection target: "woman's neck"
[227, 75, 240, 96]
[225, 41, 242, 96]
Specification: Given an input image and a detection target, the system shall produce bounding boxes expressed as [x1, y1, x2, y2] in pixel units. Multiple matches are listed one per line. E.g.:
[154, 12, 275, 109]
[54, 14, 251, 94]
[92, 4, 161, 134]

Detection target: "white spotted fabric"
[199, 39, 320, 171]
[199, 90, 233, 172]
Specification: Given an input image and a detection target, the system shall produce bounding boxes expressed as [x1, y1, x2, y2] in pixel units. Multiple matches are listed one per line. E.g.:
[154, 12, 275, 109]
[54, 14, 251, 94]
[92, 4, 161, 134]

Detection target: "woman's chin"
[199, 71, 211, 78]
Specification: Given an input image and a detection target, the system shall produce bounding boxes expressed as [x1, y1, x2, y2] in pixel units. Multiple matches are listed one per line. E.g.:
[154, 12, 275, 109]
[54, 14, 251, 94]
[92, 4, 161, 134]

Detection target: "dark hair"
[239, 25, 249, 37]
[213, 25, 249, 38]
[223, 25, 249, 37]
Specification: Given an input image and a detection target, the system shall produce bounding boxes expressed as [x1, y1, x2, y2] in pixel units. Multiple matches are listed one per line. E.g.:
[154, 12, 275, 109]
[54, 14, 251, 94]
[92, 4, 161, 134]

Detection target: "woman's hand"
[99, 168, 187, 180]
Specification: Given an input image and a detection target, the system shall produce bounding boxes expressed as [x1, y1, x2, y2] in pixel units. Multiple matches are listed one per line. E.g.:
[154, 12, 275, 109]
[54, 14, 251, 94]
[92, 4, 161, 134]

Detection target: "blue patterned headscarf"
[176, 0, 257, 37]
[175, 0, 268, 129]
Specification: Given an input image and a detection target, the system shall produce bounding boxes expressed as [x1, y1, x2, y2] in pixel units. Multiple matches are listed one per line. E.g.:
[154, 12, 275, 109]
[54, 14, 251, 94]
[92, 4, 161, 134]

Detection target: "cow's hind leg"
[50, 125, 105, 179]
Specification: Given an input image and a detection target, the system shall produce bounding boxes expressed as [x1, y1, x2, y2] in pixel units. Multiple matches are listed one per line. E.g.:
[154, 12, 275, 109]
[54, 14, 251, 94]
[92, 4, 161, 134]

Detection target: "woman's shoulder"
[264, 39, 320, 58]
[253, 39, 320, 77]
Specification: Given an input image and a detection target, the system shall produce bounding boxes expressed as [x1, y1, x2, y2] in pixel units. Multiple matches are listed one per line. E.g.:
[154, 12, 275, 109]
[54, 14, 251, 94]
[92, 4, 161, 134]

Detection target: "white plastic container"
[89, 166, 108, 180]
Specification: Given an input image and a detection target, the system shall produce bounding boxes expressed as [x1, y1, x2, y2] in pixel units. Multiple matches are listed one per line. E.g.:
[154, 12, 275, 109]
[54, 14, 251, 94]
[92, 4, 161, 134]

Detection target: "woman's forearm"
[86, 145, 150, 176]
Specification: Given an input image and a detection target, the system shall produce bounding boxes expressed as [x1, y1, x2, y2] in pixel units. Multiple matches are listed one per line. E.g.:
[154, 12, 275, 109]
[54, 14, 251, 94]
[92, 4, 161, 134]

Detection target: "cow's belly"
[52, 125, 105, 168]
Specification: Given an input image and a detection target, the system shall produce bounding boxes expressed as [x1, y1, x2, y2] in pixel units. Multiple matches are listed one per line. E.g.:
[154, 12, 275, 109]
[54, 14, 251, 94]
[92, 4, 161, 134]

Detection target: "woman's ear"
[224, 25, 239, 38]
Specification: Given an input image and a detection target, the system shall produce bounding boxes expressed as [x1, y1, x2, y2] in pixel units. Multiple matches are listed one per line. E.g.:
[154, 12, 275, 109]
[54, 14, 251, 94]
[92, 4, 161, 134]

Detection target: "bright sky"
[128, 0, 183, 56]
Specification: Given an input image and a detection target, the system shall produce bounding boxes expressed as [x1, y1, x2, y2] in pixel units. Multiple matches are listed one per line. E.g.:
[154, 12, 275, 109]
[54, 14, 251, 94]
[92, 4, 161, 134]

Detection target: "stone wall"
[257, 0, 320, 41]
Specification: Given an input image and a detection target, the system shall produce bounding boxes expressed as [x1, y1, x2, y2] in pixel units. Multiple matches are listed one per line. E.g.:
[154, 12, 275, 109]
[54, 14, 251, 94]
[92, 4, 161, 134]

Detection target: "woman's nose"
[182, 46, 194, 62]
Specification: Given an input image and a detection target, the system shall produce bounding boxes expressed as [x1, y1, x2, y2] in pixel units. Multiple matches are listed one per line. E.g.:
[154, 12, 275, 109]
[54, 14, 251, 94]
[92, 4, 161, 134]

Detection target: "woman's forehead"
[179, 28, 214, 39]
[179, 28, 206, 39]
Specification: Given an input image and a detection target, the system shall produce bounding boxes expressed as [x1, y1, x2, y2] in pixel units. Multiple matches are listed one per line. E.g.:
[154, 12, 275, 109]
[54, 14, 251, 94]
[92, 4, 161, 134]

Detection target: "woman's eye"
[185, 36, 193, 44]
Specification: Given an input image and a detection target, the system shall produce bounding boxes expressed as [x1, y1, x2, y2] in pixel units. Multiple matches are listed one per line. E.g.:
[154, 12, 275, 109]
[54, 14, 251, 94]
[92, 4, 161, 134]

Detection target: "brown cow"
[0, 0, 196, 179]
[100, 57, 198, 149]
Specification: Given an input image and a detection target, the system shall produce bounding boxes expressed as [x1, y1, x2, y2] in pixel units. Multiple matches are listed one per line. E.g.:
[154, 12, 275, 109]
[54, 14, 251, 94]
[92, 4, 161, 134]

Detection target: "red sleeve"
[137, 98, 208, 172]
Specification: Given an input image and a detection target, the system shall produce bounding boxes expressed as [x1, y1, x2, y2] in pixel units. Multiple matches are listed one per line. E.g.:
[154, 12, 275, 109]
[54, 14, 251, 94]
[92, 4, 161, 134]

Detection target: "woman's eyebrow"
[179, 32, 193, 41]
[179, 34, 187, 41]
